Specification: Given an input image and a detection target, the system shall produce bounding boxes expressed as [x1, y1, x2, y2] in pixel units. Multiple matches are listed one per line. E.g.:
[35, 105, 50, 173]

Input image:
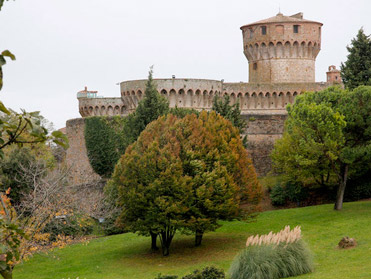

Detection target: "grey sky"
[0, 0, 370, 129]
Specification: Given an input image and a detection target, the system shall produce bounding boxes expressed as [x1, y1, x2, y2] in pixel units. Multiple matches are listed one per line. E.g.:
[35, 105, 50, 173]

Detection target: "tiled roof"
[240, 13, 322, 29]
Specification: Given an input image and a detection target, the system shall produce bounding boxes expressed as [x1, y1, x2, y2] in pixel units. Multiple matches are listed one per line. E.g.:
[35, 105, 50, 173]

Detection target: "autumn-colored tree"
[107, 111, 261, 256]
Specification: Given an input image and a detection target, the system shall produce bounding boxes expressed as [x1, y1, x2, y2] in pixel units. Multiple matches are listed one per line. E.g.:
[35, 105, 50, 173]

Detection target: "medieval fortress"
[66, 12, 342, 184]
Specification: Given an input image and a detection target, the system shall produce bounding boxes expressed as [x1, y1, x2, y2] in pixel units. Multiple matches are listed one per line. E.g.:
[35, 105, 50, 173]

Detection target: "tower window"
[253, 63, 257, 70]
[261, 26, 267, 35]
[249, 28, 253, 38]
[293, 25, 299, 33]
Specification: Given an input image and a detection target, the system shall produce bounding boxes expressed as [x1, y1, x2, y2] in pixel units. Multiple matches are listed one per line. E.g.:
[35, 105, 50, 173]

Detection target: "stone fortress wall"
[66, 12, 342, 184]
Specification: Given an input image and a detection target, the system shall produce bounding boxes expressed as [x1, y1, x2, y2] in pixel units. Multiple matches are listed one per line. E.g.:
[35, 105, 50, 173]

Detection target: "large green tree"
[340, 28, 371, 89]
[107, 111, 261, 256]
[272, 86, 371, 210]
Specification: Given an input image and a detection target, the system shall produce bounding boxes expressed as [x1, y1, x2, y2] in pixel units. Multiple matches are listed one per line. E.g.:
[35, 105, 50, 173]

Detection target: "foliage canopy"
[107, 111, 261, 256]
[272, 86, 371, 210]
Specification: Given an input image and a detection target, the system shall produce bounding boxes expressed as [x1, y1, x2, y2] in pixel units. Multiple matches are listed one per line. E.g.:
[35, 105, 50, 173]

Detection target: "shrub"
[101, 214, 126, 236]
[285, 180, 308, 204]
[229, 226, 313, 279]
[182, 266, 225, 279]
[270, 180, 308, 206]
[43, 215, 95, 241]
[344, 171, 371, 201]
[270, 183, 287, 206]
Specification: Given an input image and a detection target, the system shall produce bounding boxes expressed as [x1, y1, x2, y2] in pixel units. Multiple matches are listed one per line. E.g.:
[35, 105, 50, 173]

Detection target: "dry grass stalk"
[246, 225, 301, 247]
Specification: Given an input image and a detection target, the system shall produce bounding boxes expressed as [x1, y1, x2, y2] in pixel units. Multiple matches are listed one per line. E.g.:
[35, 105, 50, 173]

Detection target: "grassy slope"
[14, 201, 371, 279]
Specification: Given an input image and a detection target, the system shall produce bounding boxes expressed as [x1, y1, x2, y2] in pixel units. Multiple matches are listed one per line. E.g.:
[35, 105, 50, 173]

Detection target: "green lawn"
[14, 201, 371, 279]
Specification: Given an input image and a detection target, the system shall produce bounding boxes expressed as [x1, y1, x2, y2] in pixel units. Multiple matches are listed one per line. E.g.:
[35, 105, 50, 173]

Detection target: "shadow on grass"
[120, 233, 246, 267]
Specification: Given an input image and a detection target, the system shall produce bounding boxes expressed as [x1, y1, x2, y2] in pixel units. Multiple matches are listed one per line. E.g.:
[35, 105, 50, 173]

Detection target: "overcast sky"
[0, 0, 370, 129]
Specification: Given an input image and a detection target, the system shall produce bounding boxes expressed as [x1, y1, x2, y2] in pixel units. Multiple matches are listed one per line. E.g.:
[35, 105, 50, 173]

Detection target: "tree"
[132, 67, 169, 137]
[0, 162, 70, 279]
[341, 28, 371, 89]
[107, 111, 261, 256]
[272, 86, 371, 210]
[212, 95, 247, 147]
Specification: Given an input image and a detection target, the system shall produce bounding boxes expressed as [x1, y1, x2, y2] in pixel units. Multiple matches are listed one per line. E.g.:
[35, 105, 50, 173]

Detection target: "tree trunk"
[150, 231, 159, 252]
[334, 164, 348, 211]
[159, 228, 175, 256]
[195, 230, 203, 247]
[0, 270, 13, 279]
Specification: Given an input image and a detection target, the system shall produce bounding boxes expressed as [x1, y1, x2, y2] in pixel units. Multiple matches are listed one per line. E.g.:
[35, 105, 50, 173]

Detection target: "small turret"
[326, 65, 342, 84]
[77, 86, 98, 99]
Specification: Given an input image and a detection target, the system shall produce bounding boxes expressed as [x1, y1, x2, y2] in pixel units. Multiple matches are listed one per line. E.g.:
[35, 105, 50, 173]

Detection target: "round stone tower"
[240, 12, 323, 83]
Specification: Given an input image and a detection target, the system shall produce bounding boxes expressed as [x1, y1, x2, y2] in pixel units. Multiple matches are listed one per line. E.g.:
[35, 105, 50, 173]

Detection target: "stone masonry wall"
[242, 113, 287, 175]
[66, 118, 101, 185]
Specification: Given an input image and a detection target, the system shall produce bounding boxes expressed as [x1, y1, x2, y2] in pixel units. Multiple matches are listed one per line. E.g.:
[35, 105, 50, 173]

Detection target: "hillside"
[15, 201, 371, 279]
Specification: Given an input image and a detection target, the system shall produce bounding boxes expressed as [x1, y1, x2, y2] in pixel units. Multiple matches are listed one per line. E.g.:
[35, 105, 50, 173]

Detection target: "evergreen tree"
[212, 95, 247, 147]
[133, 67, 169, 137]
[340, 28, 371, 89]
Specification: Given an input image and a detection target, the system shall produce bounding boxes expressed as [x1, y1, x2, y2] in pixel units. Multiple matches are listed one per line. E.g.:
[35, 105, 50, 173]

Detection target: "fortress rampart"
[79, 80, 330, 117]
[66, 12, 342, 184]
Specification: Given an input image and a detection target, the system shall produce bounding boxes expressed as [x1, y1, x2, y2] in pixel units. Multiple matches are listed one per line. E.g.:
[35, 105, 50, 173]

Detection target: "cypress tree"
[341, 28, 371, 89]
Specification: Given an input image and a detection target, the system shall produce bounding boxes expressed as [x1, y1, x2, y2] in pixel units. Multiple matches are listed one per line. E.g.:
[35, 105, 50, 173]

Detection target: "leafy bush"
[270, 180, 308, 206]
[229, 240, 313, 279]
[101, 215, 126, 236]
[344, 171, 371, 201]
[270, 183, 287, 206]
[182, 266, 225, 279]
[43, 215, 95, 241]
[285, 180, 308, 204]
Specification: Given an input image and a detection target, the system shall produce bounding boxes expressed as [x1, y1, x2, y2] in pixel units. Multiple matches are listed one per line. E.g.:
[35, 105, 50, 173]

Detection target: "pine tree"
[340, 28, 371, 89]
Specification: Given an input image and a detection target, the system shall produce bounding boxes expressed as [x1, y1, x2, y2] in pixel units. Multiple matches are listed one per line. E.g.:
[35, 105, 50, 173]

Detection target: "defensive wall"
[66, 12, 342, 184]
[68, 79, 332, 184]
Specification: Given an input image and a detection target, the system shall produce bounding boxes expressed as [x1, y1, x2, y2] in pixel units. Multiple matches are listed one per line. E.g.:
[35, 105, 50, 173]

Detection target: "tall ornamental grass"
[229, 226, 313, 279]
